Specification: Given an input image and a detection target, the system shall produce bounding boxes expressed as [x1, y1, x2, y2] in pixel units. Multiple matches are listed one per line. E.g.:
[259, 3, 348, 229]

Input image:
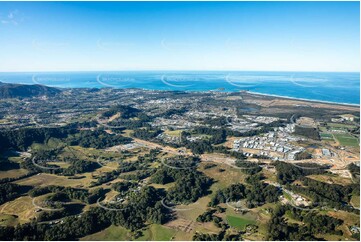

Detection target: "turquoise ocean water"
[0, 71, 359, 105]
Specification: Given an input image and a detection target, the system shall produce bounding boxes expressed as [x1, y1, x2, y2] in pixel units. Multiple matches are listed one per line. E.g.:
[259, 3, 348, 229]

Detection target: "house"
[349, 226, 360, 234]
[322, 148, 331, 157]
[340, 114, 356, 122]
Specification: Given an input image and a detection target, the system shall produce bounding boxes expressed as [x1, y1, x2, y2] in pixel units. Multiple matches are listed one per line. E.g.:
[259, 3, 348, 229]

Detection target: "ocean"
[0, 71, 359, 105]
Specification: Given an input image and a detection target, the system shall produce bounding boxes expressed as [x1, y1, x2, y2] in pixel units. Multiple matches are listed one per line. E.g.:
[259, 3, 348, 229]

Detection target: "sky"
[0, 1, 359, 72]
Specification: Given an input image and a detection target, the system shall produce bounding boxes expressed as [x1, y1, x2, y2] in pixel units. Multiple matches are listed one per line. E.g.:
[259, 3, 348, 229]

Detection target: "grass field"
[284, 210, 304, 225]
[243, 203, 276, 241]
[283, 191, 292, 201]
[200, 162, 246, 191]
[7, 156, 25, 163]
[176, 195, 211, 221]
[326, 210, 360, 240]
[192, 134, 212, 140]
[320, 132, 334, 141]
[14, 173, 94, 188]
[0, 196, 36, 223]
[225, 206, 257, 231]
[164, 217, 220, 240]
[0, 214, 19, 226]
[319, 126, 328, 132]
[47, 161, 71, 169]
[80, 225, 132, 241]
[327, 123, 356, 129]
[333, 134, 359, 147]
[164, 129, 182, 136]
[350, 195, 360, 208]
[149, 182, 175, 190]
[136, 224, 176, 241]
[226, 215, 256, 230]
[262, 169, 278, 183]
[327, 210, 360, 228]
[161, 191, 223, 239]
[80, 224, 176, 241]
[307, 174, 353, 186]
[0, 168, 28, 179]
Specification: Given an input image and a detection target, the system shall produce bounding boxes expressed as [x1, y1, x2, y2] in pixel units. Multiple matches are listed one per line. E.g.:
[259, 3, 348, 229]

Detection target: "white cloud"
[1, 9, 21, 25]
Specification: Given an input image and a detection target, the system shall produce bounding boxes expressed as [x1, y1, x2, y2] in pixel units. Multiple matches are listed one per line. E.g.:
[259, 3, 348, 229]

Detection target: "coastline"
[245, 91, 360, 107]
[1, 80, 360, 107]
[142, 87, 360, 107]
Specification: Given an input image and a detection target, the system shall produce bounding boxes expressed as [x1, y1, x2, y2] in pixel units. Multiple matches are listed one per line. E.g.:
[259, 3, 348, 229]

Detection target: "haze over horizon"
[0, 1, 359, 72]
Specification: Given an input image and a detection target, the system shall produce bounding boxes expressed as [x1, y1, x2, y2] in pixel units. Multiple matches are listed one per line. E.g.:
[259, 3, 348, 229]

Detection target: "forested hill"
[0, 82, 61, 98]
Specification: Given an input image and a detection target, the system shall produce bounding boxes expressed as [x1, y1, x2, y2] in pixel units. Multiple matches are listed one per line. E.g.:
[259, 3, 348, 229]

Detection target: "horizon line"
[0, 69, 359, 74]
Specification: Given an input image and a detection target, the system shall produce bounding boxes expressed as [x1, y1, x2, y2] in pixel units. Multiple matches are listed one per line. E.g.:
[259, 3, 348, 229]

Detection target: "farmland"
[333, 134, 359, 147]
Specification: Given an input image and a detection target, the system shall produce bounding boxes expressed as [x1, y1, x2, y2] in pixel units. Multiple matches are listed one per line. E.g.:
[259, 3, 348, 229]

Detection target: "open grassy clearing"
[333, 134, 359, 147]
[148, 182, 175, 190]
[0, 214, 19, 227]
[320, 233, 351, 241]
[121, 129, 134, 137]
[63, 146, 122, 160]
[319, 126, 328, 132]
[175, 195, 211, 221]
[225, 202, 273, 241]
[241, 203, 274, 240]
[226, 215, 256, 230]
[80, 225, 132, 241]
[307, 174, 353, 186]
[225, 203, 274, 239]
[192, 134, 212, 140]
[282, 191, 292, 201]
[244, 223, 268, 241]
[327, 210, 360, 229]
[327, 123, 356, 129]
[0, 196, 36, 224]
[284, 210, 304, 225]
[328, 127, 349, 132]
[7, 156, 25, 163]
[95, 161, 121, 172]
[330, 210, 360, 225]
[31, 143, 128, 170]
[0, 168, 29, 179]
[164, 217, 220, 240]
[62, 145, 135, 164]
[164, 193, 223, 238]
[262, 169, 278, 183]
[225, 206, 257, 230]
[14, 173, 95, 188]
[47, 161, 71, 169]
[136, 224, 177, 241]
[199, 162, 246, 191]
[172, 230, 194, 241]
[350, 195, 360, 208]
[31, 140, 62, 151]
[325, 210, 360, 241]
[164, 129, 182, 136]
[102, 190, 120, 202]
[320, 132, 334, 140]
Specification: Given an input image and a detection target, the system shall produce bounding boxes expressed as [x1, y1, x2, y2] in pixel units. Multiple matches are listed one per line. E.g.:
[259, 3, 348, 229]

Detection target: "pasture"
[14, 173, 94, 188]
[320, 132, 334, 141]
[137, 224, 177, 241]
[226, 215, 256, 230]
[0, 196, 36, 223]
[80, 225, 132, 241]
[0, 168, 28, 179]
[333, 134, 359, 147]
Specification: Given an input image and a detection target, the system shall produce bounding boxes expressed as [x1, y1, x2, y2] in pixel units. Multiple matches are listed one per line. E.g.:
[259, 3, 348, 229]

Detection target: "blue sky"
[0, 1, 359, 72]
